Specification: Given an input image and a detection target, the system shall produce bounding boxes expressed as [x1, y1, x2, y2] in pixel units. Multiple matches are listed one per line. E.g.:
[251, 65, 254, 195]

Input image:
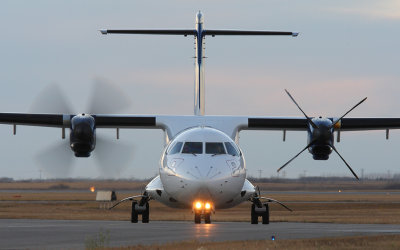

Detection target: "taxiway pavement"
[1, 219, 400, 249]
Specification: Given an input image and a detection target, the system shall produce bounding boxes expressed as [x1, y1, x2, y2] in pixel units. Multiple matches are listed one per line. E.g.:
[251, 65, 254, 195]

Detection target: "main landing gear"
[108, 192, 152, 223]
[251, 199, 269, 224]
[249, 188, 293, 225]
[131, 196, 150, 223]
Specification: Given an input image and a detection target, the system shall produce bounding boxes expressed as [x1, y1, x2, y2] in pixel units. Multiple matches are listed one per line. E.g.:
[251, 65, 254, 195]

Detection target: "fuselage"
[146, 127, 253, 209]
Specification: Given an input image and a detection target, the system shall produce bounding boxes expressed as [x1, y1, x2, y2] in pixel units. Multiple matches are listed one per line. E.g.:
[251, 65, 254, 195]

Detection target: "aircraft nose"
[174, 160, 242, 201]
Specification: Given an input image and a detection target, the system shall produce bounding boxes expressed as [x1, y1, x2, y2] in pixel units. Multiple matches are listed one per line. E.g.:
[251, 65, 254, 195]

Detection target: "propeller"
[277, 140, 315, 173]
[277, 89, 366, 180]
[330, 97, 367, 129]
[284, 89, 318, 129]
[30, 79, 134, 178]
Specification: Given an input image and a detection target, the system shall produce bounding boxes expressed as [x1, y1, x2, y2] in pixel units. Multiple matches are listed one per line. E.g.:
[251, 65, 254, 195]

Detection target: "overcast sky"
[0, 1, 399, 179]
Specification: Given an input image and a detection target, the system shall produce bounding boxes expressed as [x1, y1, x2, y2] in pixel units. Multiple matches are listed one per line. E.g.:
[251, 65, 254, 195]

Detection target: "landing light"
[195, 201, 202, 209]
[205, 202, 211, 209]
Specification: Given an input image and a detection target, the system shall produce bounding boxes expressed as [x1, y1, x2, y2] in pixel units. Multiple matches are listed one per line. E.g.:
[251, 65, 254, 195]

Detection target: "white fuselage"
[143, 12, 258, 210]
[146, 127, 255, 209]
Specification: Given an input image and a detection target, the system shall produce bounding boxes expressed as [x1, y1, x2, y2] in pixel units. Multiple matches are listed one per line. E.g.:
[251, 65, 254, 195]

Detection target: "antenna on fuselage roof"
[100, 11, 298, 116]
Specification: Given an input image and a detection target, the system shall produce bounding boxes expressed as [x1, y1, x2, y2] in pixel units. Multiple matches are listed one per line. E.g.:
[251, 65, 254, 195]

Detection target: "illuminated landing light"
[338, 190, 342, 193]
[90, 186, 95, 192]
[205, 202, 211, 210]
[195, 201, 202, 209]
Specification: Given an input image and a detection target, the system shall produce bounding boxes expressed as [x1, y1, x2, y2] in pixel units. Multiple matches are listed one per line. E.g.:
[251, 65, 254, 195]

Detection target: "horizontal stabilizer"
[100, 29, 196, 36]
[203, 30, 298, 37]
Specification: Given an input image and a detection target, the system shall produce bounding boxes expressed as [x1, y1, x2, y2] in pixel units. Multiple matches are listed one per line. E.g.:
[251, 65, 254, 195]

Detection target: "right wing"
[100, 29, 196, 36]
[0, 113, 159, 129]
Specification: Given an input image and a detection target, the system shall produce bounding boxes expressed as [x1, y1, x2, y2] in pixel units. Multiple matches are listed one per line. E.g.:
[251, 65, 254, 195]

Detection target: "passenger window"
[224, 142, 239, 156]
[168, 142, 183, 155]
[182, 142, 203, 154]
[206, 142, 226, 155]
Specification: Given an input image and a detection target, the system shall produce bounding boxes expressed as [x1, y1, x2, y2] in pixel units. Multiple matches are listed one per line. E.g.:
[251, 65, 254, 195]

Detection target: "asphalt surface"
[1, 219, 400, 249]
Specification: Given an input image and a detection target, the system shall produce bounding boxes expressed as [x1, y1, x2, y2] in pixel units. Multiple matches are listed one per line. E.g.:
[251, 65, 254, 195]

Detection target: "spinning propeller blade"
[95, 136, 134, 178]
[331, 97, 367, 129]
[35, 141, 75, 178]
[32, 80, 133, 178]
[87, 78, 132, 114]
[285, 89, 318, 129]
[331, 145, 359, 180]
[30, 84, 73, 114]
[277, 140, 315, 173]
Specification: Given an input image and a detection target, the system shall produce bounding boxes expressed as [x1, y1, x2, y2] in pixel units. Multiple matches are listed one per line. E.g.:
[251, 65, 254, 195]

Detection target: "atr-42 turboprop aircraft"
[2, 11, 400, 224]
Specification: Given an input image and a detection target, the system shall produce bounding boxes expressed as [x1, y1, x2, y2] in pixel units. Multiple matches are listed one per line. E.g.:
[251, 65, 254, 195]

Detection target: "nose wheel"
[194, 212, 212, 224]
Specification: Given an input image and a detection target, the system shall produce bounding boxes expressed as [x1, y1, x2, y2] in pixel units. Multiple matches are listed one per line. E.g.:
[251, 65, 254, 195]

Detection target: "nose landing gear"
[193, 201, 214, 224]
[194, 211, 212, 224]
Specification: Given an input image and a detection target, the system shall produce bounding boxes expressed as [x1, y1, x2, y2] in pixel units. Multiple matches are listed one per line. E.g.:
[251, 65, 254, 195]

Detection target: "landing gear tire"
[204, 213, 211, 224]
[131, 201, 138, 223]
[194, 213, 201, 224]
[251, 204, 258, 224]
[142, 202, 150, 223]
[262, 203, 269, 224]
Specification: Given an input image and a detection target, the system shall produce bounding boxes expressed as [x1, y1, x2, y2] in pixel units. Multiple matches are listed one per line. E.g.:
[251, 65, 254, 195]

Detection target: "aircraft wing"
[0, 113, 65, 127]
[0, 113, 158, 129]
[336, 118, 400, 131]
[100, 29, 196, 36]
[1, 113, 400, 137]
[203, 30, 298, 37]
[244, 117, 400, 131]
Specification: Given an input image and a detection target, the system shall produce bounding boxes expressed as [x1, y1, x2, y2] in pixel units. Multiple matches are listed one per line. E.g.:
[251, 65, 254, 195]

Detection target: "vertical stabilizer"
[194, 11, 205, 116]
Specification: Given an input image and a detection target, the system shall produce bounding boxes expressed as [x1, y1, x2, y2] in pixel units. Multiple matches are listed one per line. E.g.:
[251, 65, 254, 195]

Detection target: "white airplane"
[2, 11, 400, 224]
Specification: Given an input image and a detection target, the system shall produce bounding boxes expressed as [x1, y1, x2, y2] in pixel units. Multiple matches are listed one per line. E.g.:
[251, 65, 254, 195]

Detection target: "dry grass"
[255, 180, 398, 191]
[1, 191, 400, 224]
[0, 180, 148, 190]
[110, 234, 400, 250]
[0, 180, 398, 191]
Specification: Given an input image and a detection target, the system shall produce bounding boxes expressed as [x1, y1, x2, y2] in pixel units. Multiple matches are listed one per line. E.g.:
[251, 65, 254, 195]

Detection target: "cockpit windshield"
[182, 142, 203, 154]
[224, 142, 239, 156]
[168, 141, 183, 155]
[206, 142, 226, 155]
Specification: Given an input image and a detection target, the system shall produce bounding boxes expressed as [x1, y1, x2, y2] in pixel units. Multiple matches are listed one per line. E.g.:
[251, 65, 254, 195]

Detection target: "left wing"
[338, 118, 400, 131]
[242, 117, 400, 132]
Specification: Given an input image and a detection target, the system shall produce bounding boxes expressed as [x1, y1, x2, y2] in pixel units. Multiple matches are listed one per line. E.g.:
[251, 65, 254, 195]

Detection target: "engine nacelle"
[307, 117, 334, 160]
[70, 114, 96, 157]
[310, 145, 332, 160]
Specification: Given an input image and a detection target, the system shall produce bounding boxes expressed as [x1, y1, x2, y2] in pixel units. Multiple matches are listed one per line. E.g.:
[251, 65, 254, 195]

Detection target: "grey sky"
[0, 1, 399, 179]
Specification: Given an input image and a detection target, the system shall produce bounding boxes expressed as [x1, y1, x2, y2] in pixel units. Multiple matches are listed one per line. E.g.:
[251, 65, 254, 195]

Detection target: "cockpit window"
[206, 142, 226, 155]
[182, 142, 203, 154]
[168, 142, 183, 155]
[224, 142, 239, 156]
